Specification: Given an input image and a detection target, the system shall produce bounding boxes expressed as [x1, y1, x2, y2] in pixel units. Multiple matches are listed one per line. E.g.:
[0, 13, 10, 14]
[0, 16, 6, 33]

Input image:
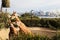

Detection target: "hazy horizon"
[0, 0, 60, 13]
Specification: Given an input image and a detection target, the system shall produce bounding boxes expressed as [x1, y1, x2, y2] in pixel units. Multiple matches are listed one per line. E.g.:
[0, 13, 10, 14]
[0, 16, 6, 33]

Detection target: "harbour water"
[38, 16, 60, 18]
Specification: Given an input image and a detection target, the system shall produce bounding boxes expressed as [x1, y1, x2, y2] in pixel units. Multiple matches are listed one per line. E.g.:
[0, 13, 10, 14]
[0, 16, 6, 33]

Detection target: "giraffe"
[9, 21, 18, 40]
[8, 12, 19, 40]
[12, 12, 33, 35]
[9, 11, 33, 40]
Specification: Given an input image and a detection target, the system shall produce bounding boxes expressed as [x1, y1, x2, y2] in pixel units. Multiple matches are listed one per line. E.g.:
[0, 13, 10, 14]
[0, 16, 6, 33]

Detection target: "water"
[38, 16, 60, 18]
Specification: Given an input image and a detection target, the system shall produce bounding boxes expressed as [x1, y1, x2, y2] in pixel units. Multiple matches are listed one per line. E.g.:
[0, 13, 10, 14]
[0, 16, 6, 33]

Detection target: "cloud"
[0, 0, 60, 12]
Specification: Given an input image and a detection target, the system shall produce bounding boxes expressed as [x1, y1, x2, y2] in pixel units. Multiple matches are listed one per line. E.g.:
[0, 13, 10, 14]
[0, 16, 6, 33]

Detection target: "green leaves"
[2, 0, 10, 7]
[0, 12, 10, 29]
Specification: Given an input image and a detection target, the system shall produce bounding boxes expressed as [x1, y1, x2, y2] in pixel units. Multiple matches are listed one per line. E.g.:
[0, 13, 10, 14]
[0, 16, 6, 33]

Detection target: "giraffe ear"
[2, 0, 10, 7]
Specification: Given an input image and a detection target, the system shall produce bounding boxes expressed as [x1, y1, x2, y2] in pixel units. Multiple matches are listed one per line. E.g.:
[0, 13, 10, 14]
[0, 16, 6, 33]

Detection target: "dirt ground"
[29, 27, 57, 38]
[0, 27, 57, 40]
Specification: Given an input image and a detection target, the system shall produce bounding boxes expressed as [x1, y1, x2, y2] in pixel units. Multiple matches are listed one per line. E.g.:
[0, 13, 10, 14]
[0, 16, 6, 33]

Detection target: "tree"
[20, 12, 40, 20]
[21, 13, 31, 17]
[0, 12, 10, 28]
[2, 0, 10, 7]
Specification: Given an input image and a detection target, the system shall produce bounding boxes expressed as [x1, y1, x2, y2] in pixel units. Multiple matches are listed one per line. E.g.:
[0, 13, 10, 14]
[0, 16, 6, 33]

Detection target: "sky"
[0, 0, 60, 13]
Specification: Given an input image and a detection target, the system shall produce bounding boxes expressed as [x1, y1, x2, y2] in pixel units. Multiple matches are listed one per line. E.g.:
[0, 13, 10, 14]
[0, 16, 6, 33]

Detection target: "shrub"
[0, 23, 5, 29]
[20, 18, 60, 30]
[52, 35, 60, 40]
[10, 32, 51, 40]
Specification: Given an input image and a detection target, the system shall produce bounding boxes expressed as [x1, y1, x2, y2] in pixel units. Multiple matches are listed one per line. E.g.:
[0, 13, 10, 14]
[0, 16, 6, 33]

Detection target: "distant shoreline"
[38, 16, 60, 18]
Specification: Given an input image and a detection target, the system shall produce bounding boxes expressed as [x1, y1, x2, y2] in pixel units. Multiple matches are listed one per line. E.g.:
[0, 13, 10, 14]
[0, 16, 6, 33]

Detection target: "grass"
[10, 33, 60, 40]
[10, 32, 51, 40]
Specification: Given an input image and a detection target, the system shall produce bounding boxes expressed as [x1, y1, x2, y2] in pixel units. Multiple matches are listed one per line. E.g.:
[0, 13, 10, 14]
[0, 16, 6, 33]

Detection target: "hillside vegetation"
[19, 13, 60, 30]
[0, 12, 60, 30]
